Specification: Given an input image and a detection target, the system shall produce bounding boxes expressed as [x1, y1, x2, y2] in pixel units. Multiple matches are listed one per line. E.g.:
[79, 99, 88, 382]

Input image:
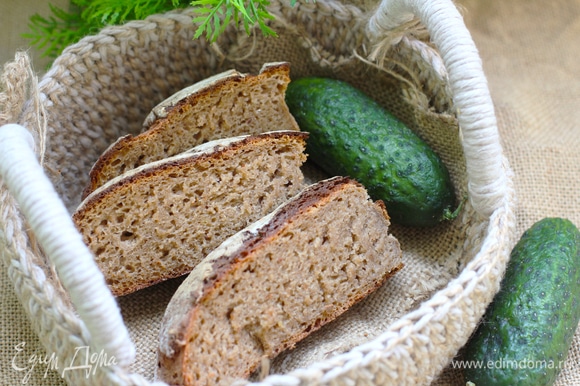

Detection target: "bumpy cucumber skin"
[285, 77, 455, 227]
[463, 217, 580, 386]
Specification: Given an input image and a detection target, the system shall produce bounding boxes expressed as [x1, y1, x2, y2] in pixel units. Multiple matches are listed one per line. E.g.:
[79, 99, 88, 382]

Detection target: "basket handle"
[368, 0, 508, 217]
[0, 124, 135, 366]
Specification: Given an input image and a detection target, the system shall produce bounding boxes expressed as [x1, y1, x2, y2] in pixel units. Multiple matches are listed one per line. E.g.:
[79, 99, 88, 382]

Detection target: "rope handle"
[368, 0, 508, 217]
[0, 124, 135, 367]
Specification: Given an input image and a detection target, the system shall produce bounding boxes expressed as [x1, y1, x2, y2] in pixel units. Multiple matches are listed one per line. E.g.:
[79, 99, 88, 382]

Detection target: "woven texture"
[0, 0, 576, 385]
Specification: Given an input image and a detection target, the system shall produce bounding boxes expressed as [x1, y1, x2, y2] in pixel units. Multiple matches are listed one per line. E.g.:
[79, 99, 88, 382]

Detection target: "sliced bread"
[157, 176, 403, 386]
[72, 131, 308, 296]
[82, 62, 300, 198]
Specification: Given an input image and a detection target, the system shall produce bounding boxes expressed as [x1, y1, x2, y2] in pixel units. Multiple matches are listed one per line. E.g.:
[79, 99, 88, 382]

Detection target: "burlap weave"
[0, 0, 577, 385]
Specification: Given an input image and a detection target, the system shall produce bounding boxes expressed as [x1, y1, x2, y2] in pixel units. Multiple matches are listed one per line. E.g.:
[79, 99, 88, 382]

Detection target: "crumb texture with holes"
[72, 131, 308, 296]
[157, 176, 403, 386]
[83, 62, 299, 197]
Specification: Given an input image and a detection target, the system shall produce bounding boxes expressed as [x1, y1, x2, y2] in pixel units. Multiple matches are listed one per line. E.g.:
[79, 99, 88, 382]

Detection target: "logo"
[11, 342, 118, 384]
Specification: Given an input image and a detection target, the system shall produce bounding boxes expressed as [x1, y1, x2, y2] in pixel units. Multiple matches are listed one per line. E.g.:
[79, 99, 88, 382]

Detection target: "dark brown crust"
[249, 195, 401, 371]
[202, 177, 366, 304]
[149, 62, 290, 126]
[158, 177, 403, 385]
[230, 260, 404, 381]
[73, 131, 308, 226]
[149, 75, 244, 128]
[177, 177, 403, 383]
[198, 176, 398, 308]
[82, 134, 133, 199]
[240, 262, 404, 380]
[269, 261, 403, 358]
[112, 272, 178, 297]
[83, 62, 292, 199]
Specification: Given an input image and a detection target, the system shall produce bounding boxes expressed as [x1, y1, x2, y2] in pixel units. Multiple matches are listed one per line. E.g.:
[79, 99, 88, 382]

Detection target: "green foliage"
[77, 0, 189, 25]
[190, 0, 276, 42]
[24, 3, 91, 60]
[26, 0, 301, 59]
[25, 0, 190, 59]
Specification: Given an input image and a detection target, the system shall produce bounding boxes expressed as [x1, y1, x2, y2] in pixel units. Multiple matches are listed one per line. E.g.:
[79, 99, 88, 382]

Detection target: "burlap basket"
[0, 0, 520, 384]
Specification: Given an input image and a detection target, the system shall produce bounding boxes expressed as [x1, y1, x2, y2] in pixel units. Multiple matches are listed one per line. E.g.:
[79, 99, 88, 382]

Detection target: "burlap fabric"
[0, 0, 576, 385]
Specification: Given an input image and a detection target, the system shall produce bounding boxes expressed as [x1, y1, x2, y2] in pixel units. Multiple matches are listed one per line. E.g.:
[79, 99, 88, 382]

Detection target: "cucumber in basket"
[463, 217, 580, 386]
[285, 77, 456, 227]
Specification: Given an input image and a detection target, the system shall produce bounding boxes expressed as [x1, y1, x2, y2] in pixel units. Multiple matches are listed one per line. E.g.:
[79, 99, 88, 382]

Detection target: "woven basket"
[0, 0, 516, 384]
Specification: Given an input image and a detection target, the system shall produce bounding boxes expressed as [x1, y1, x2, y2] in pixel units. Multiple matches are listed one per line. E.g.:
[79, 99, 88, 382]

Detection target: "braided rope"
[0, 54, 158, 386]
[0, 124, 135, 366]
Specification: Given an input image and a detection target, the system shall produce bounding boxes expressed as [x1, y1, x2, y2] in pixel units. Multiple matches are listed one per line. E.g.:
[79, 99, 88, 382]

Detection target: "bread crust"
[73, 131, 308, 296]
[157, 177, 403, 385]
[83, 62, 298, 198]
[77, 131, 307, 216]
[143, 62, 291, 129]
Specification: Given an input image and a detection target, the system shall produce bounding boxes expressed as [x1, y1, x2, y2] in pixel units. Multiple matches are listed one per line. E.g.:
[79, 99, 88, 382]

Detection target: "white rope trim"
[369, 0, 507, 218]
[0, 123, 135, 366]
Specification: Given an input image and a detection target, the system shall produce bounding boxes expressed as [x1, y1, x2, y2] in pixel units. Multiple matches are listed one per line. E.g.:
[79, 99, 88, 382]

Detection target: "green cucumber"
[463, 217, 580, 385]
[285, 77, 456, 227]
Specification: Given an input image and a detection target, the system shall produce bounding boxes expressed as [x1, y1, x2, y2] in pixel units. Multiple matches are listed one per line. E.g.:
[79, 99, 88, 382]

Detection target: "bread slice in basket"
[83, 62, 299, 198]
[157, 176, 403, 386]
[72, 131, 308, 296]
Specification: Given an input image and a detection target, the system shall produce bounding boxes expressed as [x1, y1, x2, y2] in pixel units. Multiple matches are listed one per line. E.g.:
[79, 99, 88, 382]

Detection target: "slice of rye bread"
[157, 176, 404, 386]
[82, 62, 300, 199]
[72, 131, 308, 297]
